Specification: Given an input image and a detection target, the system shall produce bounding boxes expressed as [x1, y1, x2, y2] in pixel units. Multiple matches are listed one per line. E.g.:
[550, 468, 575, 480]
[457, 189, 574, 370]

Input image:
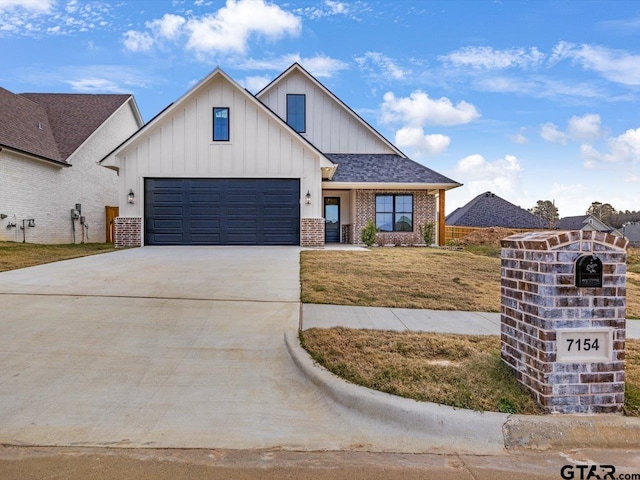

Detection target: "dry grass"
[301, 247, 640, 319]
[301, 328, 544, 414]
[0, 242, 117, 272]
[301, 248, 501, 312]
[301, 328, 640, 416]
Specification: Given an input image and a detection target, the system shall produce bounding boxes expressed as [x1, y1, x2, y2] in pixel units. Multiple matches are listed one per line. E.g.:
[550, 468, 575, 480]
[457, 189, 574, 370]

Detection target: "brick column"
[501, 230, 627, 414]
[301, 218, 324, 247]
[115, 217, 142, 248]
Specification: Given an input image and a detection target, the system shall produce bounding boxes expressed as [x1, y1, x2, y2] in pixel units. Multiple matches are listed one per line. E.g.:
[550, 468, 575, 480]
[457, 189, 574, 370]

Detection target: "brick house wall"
[0, 103, 140, 244]
[353, 190, 436, 245]
[301, 218, 324, 247]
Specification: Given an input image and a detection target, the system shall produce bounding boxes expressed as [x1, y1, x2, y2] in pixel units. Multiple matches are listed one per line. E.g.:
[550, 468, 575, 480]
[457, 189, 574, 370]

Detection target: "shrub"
[361, 220, 379, 247]
[421, 221, 435, 246]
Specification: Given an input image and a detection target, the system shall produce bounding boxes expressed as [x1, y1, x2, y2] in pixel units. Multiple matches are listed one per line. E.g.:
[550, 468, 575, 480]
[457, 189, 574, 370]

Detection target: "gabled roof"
[556, 214, 614, 232]
[323, 153, 460, 187]
[257, 63, 404, 157]
[0, 87, 63, 164]
[101, 67, 334, 171]
[623, 223, 640, 242]
[0, 87, 138, 166]
[556, 215, 590, 230]
[446, 191, 548, 228]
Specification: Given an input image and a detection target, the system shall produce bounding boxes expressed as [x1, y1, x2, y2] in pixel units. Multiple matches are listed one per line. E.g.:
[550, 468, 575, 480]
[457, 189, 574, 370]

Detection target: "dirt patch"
[449, 227, 517, 247]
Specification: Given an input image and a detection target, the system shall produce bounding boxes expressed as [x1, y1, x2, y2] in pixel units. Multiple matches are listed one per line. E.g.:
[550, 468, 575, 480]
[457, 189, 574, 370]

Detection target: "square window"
[213, 107, 229, 141]
[375, 194, 413, 232]
[287, 94, 305, 133]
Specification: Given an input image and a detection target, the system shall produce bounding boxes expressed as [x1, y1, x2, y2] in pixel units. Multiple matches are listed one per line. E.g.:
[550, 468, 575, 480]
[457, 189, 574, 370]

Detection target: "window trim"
[212, 107, 230, 142]
[286, 94, 306, 133]
[375, 193, 414, 232]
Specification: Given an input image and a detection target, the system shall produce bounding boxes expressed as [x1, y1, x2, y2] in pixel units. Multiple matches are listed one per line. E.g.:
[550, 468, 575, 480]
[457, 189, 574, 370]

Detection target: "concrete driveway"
[0, 247, 470, 453]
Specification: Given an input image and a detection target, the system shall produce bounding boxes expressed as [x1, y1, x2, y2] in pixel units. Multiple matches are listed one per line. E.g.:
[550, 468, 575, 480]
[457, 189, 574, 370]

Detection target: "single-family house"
[0, 87, 143, 244]
[556, 215, 622, 236]
[101, 63, 461, 248]
[446, 191, 548, 229]
[622, 222, 640, 247]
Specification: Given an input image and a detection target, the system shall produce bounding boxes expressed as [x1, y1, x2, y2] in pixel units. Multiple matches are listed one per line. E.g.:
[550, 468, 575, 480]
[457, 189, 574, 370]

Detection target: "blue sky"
[2, 0, 639, 216]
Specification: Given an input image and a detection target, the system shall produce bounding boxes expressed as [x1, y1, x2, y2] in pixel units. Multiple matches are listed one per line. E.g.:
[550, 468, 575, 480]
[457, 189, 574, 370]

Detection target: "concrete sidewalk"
[301, 304, 640, 338]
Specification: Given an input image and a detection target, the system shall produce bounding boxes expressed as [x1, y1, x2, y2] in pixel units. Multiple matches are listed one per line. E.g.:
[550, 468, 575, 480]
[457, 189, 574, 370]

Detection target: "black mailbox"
[575, 254, 603, 288]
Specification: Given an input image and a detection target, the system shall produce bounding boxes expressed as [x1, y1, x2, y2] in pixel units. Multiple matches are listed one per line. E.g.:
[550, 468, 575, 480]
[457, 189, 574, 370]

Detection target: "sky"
[1, 0, 640, 217]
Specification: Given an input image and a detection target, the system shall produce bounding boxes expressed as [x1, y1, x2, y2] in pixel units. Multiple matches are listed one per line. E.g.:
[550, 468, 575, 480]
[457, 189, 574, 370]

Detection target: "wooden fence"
[444, 225, 541, 244]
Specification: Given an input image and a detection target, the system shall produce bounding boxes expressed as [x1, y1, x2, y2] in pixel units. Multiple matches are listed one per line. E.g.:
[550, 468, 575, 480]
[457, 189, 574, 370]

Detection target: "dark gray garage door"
[144, 178, 300, 245]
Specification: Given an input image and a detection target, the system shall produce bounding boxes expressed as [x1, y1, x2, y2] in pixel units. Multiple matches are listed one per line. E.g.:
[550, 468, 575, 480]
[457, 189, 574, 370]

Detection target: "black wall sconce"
[305, 190, 311, 205]
[127, 189, 135, 204]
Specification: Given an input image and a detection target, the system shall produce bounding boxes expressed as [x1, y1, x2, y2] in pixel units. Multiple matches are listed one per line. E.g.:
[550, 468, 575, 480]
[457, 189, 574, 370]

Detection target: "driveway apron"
[0, 247, 466, 453]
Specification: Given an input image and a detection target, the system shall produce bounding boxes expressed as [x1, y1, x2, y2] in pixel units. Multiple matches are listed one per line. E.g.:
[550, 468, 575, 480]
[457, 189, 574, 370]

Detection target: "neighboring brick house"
[101, 63, 461, 248]
[0, 87, 143, 244]
[446, 191, 548, 229]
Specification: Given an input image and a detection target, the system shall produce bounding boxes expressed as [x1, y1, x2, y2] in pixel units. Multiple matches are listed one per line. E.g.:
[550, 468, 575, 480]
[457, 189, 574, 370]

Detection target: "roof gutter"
[321, 181, 463, 190]
[0, 144, 70, 167]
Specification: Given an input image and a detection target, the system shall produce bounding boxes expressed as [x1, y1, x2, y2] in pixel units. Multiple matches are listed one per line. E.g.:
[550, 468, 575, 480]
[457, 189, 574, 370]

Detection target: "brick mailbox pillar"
[500, 230, 628, 414]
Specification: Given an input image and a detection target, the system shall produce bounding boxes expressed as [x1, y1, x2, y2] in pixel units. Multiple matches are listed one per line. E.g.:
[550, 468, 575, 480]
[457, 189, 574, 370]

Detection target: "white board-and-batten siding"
[258, 69, 396, 155]
[117, 76, 323, 218]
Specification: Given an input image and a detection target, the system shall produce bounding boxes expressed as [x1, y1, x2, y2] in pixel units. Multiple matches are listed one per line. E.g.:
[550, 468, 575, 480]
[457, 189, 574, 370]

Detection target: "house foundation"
[115, 217, 142, 248]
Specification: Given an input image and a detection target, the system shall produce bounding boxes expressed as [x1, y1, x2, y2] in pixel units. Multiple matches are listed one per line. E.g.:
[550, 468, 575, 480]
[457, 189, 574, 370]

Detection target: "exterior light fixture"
[305, 190, 311, 204]
[127, 189, 135, 204]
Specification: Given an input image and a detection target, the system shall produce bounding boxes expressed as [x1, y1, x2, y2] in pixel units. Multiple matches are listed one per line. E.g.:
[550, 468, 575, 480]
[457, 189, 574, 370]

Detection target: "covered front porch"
[321, 187, 448, 246]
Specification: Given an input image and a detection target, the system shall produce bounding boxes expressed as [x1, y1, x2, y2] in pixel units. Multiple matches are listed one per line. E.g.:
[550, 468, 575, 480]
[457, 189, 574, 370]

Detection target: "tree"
[586, 202, 616, 225]
[530, 200, 559, 228]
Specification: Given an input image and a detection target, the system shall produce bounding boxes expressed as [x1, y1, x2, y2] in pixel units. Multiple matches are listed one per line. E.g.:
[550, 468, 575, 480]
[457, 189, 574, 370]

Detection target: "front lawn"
[301, 248, 501, 312]
[301, 248, 640, 319]
[0, 242, 117, 272]
[301, 328, 640, 416]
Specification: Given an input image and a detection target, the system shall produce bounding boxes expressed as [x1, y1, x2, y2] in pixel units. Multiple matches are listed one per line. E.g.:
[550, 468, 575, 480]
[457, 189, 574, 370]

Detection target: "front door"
[324, 197, 340, 243]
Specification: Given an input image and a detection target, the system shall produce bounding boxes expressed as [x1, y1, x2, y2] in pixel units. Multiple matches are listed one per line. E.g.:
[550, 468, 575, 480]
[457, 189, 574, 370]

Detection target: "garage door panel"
[145, 178, 300, 245]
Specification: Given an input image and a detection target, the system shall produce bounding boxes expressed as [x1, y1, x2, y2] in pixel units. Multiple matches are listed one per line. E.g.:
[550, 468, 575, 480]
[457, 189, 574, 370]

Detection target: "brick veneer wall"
[500, 230, 628, 414]
[301, 218, 324, 247]
[115, 217, 142, 248]
[353, 190, 435, 245]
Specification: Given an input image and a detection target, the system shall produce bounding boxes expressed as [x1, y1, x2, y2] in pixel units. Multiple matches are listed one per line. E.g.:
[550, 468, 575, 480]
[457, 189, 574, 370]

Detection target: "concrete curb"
[284, 331, 508, 453]
[503, 414, 640, 450]
[286, 331, 640, 451]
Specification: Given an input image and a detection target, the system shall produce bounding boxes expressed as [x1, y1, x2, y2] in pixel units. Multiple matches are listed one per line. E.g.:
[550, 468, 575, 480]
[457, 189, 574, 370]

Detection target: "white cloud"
[550, 41, 640, 86]
[567, 113, 602, 140]
[240, 75, 271, 92]
[440, 46, 545, 70]
[184, 0, 300, 56]
[123, 30, 154, 52]
[294, 0, 357, 20]
[448, 154, 526, 210]
[65, 77, 123, 93]
[582, 127, 640, 168]
[475, 75, 604, 99]
[541, 114, 602, 144]
[507, 129, 528, 144]
[355, 51, 408, 80]
[237, 53, 348, 78]
[147, 13, 185, 40]
[540, 122, 569, 144]
[0, 0, 52, 11]
[123, 0, 301, 59]
[381, 90, 480, 127]
[394, 128, 450, 156]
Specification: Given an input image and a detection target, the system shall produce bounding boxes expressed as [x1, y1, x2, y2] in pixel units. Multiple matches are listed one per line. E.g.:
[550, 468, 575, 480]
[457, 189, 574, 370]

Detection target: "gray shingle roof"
[624, 223, 640, 244]
[324, 153, 459, 184]
[446, 191, 548, 229]
[0, 87, 131, 165]
[556, 215, 589, 230]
